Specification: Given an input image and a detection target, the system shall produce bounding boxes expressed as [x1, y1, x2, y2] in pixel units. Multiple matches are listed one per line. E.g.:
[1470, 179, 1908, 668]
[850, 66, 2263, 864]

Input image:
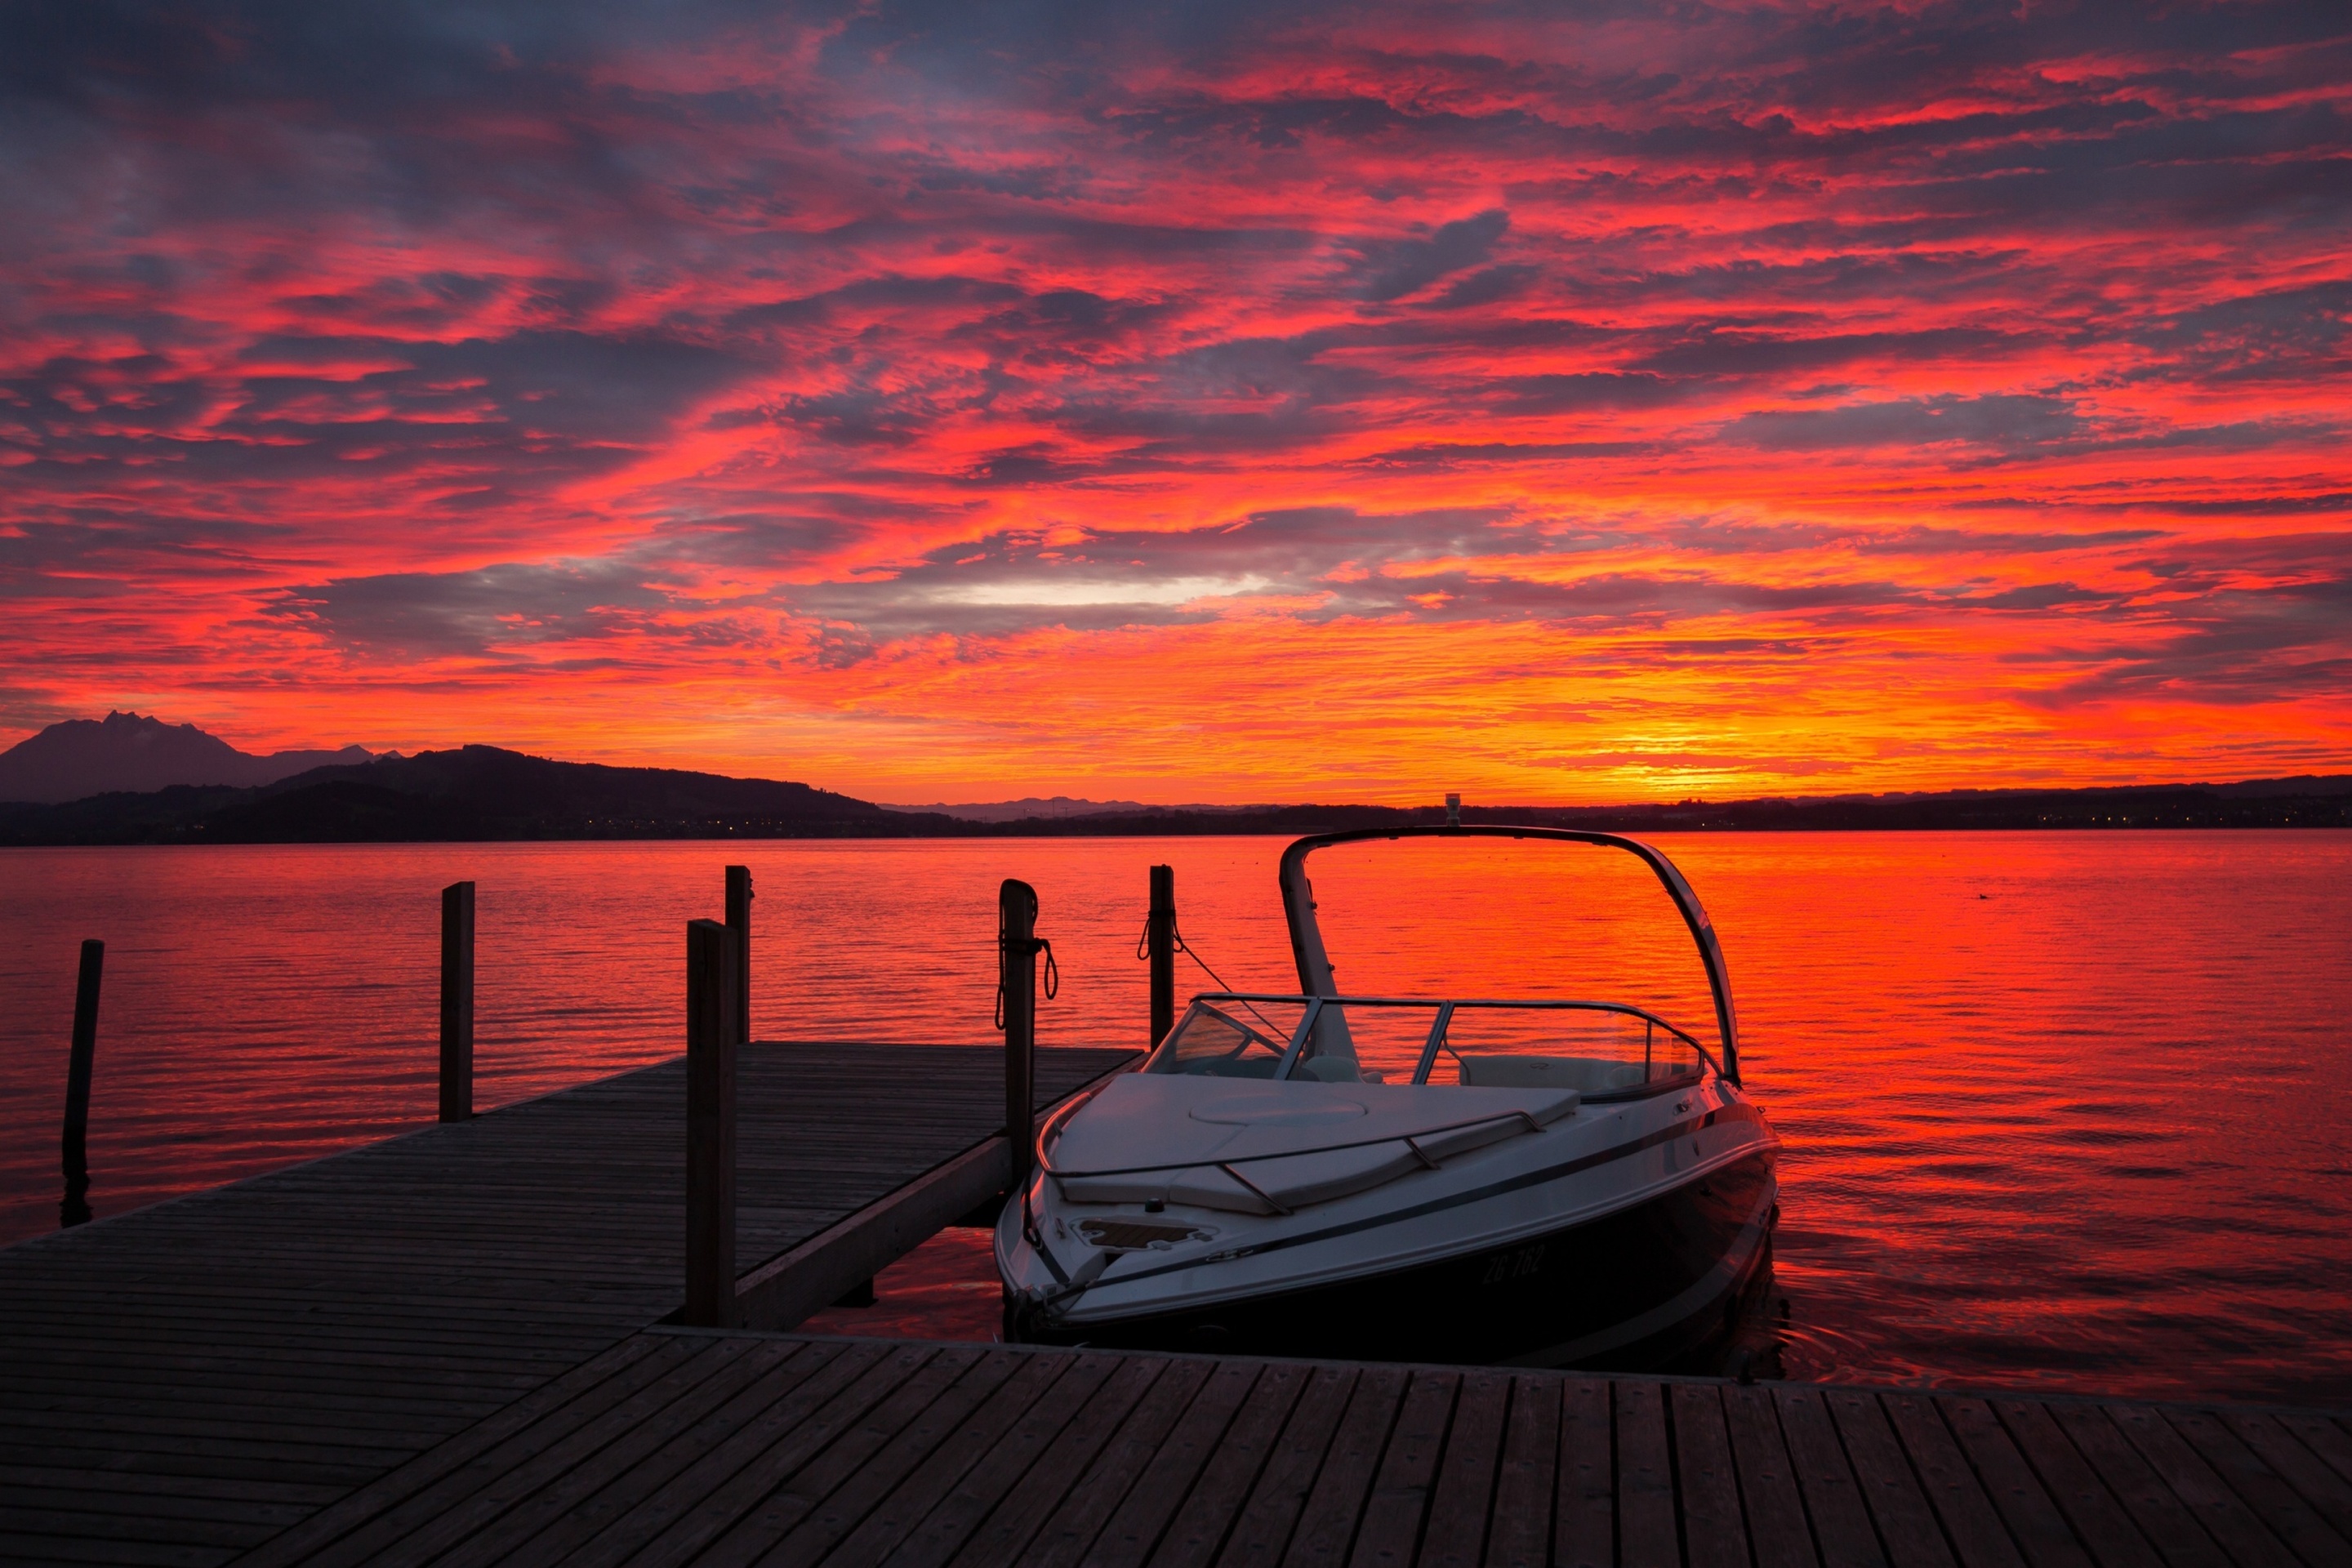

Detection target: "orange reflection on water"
[2, 831, 2348, 1402]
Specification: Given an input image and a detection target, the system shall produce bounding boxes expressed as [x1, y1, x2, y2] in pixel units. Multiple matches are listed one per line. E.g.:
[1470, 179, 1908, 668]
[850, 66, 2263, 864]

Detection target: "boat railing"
[1152, 991, 1722, 1088]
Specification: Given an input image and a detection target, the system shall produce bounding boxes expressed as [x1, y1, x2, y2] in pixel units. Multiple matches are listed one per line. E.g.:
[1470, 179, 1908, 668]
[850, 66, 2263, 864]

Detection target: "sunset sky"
[4, 1, 2348, 804]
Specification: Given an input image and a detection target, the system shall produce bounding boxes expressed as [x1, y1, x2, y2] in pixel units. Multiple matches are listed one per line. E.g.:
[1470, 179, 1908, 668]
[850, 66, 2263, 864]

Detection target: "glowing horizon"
[4, 3, 2348, 805]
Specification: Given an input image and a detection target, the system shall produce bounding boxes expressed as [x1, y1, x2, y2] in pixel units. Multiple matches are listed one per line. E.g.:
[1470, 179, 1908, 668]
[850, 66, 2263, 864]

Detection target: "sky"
[2, 0, 2348, 804]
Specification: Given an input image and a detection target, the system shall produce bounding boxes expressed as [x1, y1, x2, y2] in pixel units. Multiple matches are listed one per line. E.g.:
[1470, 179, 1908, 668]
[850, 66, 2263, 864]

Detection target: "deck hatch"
[1077, 1218, 1211, 1251]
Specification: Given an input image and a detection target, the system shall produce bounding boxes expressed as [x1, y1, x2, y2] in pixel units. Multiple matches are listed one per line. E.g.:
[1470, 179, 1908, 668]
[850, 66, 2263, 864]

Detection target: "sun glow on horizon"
[2, 2, 2347, 802]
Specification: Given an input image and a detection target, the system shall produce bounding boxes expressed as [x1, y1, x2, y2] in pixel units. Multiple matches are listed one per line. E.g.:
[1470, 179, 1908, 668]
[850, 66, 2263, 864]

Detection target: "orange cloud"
[2, 2, 2346, 799]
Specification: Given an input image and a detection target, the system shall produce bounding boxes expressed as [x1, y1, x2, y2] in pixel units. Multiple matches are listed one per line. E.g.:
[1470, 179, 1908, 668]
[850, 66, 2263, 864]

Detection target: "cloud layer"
[3, 0, 2348, 800]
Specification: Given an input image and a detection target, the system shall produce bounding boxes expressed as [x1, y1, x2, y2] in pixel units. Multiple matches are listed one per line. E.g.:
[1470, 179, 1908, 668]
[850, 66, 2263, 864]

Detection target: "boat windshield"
[1143, 993, 1714, 1095]
[1148, 998, 1315, 1079]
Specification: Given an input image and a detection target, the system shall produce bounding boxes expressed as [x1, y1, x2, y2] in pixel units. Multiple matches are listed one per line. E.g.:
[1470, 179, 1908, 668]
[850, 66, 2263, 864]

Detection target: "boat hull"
[1007, 1147, 1777, 1370]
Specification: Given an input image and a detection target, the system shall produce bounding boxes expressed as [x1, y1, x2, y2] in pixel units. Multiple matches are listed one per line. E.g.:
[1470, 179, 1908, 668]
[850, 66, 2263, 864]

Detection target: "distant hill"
[987, 777, 2352, 836]
[892, 795, 1264, 822]
[0, 737, 2343, 844]
[0, 745, 962, 844]
[0, 711, 376, 803]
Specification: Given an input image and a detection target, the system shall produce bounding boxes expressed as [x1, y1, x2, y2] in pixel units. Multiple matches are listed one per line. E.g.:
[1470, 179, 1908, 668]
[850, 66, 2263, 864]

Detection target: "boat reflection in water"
[999, 823, 1781, 1370]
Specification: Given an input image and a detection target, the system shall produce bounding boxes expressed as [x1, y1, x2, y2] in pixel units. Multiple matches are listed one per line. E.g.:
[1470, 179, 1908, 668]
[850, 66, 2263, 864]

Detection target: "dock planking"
[8, 1050, 2352, 1566]
[219, 1328, 2352, 1568]
[0, 1042, 1132, 1566]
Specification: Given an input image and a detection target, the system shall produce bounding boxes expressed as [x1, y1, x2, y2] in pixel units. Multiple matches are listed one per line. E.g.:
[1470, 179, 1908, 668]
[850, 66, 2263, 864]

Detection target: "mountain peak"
[0, 714, 376, 804]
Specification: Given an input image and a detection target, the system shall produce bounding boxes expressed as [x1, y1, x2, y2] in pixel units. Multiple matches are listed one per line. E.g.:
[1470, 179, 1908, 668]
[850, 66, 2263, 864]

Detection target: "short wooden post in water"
[60, 938, 103, 1228]
[1000, 879, 1040, 1187]
[724, 865, 752, 1045]
[1148, 863, 1176, 1047]
[684, 916, 740, 1327]
[439, 881, 474, 1122]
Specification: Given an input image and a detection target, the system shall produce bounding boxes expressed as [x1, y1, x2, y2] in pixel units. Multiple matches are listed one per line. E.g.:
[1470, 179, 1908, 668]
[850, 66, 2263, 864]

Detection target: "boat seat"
[1457, 1054, 1645, 1092]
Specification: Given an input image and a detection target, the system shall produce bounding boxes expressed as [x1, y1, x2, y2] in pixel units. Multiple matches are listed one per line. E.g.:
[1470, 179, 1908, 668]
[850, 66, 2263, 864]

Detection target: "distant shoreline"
[2, 743, 2345, 844]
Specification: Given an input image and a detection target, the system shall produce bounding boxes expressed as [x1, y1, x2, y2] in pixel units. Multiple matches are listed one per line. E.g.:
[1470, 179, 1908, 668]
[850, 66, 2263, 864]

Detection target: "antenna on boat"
[1445, 792, 1460, 827]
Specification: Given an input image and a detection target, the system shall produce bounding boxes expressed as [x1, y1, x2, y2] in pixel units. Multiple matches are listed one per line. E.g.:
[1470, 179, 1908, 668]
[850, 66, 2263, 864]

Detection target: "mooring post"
[60, 938, 102, 1228]
[1000, 880, 1040, 1188]
[724, 865, 752, 1046]
[684, 916, 741, 1327]
[439, 881, 474, 1122]
[1148, 864, 1176, 1047]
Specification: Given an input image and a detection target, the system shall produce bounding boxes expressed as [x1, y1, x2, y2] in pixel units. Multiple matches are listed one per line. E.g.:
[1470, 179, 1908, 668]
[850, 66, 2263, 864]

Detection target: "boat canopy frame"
[1276, 825, 1742, 1085]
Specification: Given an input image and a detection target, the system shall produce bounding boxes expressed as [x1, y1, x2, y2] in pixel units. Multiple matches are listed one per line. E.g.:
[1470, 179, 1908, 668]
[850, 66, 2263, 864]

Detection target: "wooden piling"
[60, 938, 102, 1228]
[439, 881, 474, 1122]
[1147, 863, 1176, 1048]
[684, 916, 740, 1327]
[724, 864, 752, 1045]
[1000, 880, 1040, 1187]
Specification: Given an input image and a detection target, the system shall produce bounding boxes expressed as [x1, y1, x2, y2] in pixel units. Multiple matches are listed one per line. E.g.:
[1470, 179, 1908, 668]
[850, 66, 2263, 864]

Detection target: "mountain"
[0, 744, 964, 844]
[0, 711, 376, 804]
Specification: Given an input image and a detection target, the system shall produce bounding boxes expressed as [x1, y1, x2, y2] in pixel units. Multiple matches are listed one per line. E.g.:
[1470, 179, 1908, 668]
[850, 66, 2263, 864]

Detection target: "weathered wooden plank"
[1554, 1379, 1613, 1568]
[1880, 1395, 2023, 1568]
[1147, 1361, 1312, 1568]
[1827, 1388, 1955, 1568]
[1723, 1383, 1818, 1568]
[2163, 1407, 2352, 1568]
[1618, 1380, 1681, 1568]
[811, 1350, 1072, 1568]
[2219, 1410, 2352, 1546]
[439, 1338, 816, 1568]
[2041, 1404, 2228, 1568]
[1419, 1369, 1510, 1568]
[0, 1481, 332, 1521]
[993, 1356, 1224, 1568]
[691, 1345, 993, 1568]
[0, 1504, 265, 1561]
[1346, 1370, 1458, 1568]
[1482, 1374, 1561, 1568]
[0, 1042, 1134, 1568]
[229, 1333, 676, 1567]
[1215, 1365, 1359, 1568]
[1282, 1365, 1407, 1568]
[2280, 1419, 2352, 1491]
[1987, 1399, 2160, 1568]
[313, 1336, 757, 1568]
[549, 1340, 871, 1568]
[617, 1341, 929, 1568]
[1676, 1383, 1753, 1568]
[0, 1528, 236, 1568]
[1778, 1383, 1888, 1568]
[878, 1351, 1121, 1568]
[2104, 1405, 2313, 1568]
[0, 1502, 266, 1552]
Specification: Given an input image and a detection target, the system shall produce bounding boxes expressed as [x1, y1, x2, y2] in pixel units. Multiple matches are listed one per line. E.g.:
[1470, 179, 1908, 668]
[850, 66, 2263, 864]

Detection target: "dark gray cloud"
[1344, 210, 1511, 303]
[261, 560, 679, 657]
[1722, 394, 2086, 452]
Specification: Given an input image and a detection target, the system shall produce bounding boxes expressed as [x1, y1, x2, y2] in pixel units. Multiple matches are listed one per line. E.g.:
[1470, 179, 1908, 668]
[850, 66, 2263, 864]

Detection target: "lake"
[3, 831, 2347, 1405]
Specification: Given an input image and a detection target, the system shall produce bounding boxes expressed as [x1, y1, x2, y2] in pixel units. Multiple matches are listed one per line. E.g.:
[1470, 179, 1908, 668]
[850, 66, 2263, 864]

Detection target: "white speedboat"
[996, 825, 1780, 1368]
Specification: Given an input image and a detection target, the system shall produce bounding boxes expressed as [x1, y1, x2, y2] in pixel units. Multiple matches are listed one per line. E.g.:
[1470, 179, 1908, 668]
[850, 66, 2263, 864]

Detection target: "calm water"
[3, 832, 2348, 1404]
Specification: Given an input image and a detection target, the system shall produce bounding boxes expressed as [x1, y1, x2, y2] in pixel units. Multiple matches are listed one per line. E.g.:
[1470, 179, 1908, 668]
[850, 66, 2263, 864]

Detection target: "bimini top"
[1276, 824, 1741, 1085]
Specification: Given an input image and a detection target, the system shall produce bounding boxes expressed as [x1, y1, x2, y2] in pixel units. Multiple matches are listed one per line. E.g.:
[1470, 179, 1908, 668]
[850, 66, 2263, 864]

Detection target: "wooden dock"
[8, 1043, 2352, 1567]
[225, 1330, 2352, 1568]
[0, 1042, 1133, 1566]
